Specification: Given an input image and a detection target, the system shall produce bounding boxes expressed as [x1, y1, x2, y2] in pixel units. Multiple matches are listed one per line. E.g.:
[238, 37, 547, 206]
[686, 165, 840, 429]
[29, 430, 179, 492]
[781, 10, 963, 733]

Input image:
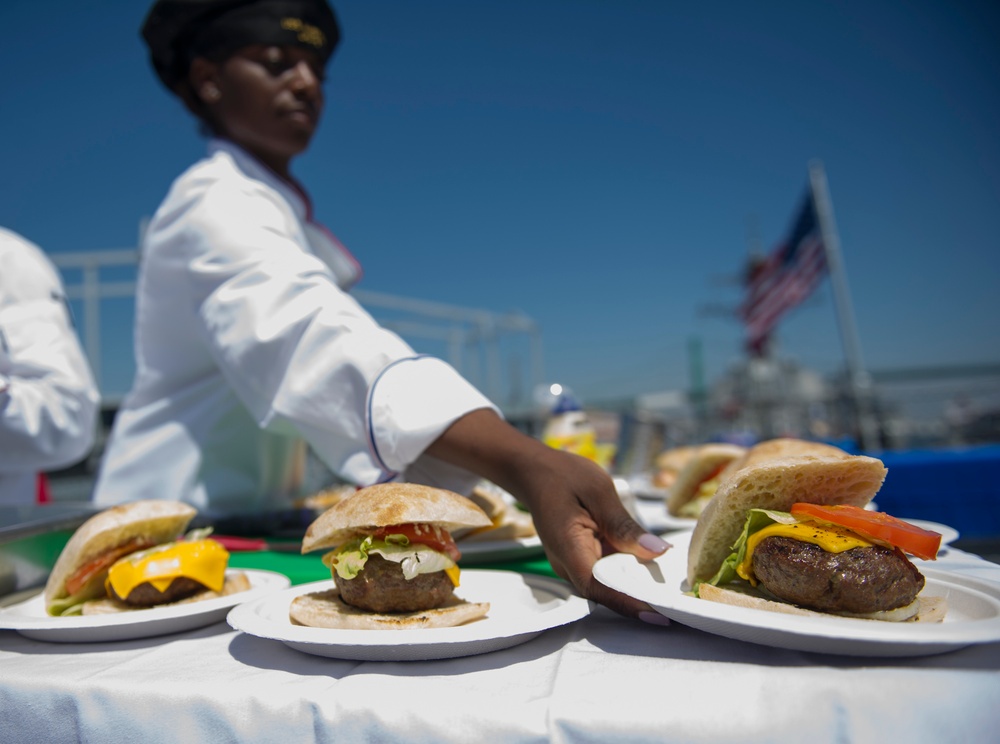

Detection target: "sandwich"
[651, 445, 700, 490]
[452, 482, 536, 543]
[292, 482, 493, 630]
[688, 455, 946, 622]
[666, 443, 746, 518]
[44, 501, 247, 617]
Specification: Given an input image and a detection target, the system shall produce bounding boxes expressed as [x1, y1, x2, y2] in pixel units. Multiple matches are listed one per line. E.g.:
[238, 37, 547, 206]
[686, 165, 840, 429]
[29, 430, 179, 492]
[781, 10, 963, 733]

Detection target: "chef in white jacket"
[0, 228, 99, 504]
[96, 0, 671, 622]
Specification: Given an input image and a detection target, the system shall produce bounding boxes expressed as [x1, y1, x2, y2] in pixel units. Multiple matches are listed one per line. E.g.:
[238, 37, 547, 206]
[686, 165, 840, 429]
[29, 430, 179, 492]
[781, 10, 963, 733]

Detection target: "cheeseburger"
[292, 483, 493, 630]
[45, 501, 246, 616]
[688, 455, 946, 622]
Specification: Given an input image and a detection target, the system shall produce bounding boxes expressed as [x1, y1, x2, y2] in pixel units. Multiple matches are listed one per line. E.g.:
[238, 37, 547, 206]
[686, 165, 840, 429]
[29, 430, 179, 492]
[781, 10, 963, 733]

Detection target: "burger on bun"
[688, 455, 946, 622]
[666, 443, 746, 518]
[293, 483, 493, 630]
[452, 482, 536, 543]
[45, 501, 246, 616]
[651, 445, 700, 490]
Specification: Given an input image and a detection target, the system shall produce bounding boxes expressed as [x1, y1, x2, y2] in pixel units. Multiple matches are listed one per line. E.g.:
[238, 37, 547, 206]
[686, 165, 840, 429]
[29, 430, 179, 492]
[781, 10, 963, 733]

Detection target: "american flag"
[741, 190, 827, 353]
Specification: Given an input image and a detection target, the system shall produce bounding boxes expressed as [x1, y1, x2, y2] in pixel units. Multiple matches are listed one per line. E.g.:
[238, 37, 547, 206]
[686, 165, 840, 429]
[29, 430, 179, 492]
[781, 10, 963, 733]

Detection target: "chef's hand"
[426, 409, 672, 621]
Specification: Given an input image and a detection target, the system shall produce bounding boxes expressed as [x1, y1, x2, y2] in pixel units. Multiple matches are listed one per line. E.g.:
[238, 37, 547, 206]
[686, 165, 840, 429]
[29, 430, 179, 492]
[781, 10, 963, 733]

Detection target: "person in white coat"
[95, 0, 670, 621]
[0, 228, 99, 505]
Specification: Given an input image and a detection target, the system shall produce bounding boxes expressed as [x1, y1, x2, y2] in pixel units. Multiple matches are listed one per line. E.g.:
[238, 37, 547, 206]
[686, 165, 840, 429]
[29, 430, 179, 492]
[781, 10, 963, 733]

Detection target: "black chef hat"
[141, 0, 340, 90]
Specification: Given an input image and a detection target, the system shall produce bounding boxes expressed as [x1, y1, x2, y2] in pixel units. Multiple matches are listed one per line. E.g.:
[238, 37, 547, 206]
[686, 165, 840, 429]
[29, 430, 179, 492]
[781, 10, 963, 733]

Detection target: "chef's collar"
[208, 138, 312, 221]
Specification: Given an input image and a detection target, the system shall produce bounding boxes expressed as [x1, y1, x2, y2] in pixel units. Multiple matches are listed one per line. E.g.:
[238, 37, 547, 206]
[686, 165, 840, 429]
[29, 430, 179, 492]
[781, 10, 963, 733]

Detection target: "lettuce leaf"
[48, 596, 86, 617]
[324, 534, 456, 581]
[694, 509, 797, 596]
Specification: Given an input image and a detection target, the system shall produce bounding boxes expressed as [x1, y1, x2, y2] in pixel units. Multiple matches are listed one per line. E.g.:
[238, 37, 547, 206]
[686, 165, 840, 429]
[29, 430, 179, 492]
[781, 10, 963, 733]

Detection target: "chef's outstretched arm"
[425, 408, 671, 620]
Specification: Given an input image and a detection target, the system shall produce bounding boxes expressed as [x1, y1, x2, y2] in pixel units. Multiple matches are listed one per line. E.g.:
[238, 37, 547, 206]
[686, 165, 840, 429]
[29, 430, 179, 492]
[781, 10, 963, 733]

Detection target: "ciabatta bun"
[301, 483, 492, 553]
[716, 438, 851, 484]
[289, 588, 490, 630]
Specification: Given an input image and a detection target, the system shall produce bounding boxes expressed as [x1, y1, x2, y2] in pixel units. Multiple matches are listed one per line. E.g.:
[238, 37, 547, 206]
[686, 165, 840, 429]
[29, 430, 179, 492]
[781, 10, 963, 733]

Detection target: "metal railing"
[51, 249, 544, 409]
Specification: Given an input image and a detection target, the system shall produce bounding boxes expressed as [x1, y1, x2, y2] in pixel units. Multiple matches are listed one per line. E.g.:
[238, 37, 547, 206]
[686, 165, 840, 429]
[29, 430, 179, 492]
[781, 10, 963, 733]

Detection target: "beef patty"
[111, 576, 205, 607]
[752, 536, 925, 614]
[334, 554, 455, 613]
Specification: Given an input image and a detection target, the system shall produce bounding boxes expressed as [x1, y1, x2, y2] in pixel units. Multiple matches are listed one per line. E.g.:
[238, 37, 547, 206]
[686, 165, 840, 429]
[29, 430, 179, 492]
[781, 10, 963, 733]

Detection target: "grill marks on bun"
[302, 482, 493, 553]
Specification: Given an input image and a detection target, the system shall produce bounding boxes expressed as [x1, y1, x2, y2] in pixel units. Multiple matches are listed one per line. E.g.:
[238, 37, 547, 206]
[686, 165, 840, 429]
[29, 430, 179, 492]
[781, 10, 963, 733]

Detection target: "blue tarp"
[866, 444, 1000, 539]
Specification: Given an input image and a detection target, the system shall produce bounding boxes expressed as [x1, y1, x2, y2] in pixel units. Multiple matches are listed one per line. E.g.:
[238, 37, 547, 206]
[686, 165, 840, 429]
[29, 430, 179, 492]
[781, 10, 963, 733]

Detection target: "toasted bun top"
[666, 443, 746, 516]
[45, 500, 196, 606]
[301, 482, 492, 553]
[717, 438, 850, 483]
[686, 454, 887, 586]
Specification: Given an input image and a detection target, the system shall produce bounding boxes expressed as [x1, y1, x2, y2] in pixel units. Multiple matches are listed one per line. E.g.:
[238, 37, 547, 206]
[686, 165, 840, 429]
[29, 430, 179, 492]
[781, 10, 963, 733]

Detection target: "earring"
[202, 84, 221, 103]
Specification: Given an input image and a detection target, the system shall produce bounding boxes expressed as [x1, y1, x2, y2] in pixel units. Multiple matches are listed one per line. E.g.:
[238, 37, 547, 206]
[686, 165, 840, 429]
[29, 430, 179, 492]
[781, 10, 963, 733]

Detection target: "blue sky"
[2, 0, 998, 409]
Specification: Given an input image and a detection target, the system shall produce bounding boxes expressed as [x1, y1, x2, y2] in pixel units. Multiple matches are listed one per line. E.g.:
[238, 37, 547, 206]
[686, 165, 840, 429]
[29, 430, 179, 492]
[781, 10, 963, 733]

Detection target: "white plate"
[0, 570, 290, 643]
[227, 569, 590, 661]
[593, 532, 1000, 657]
[621, 472, 670, 501]
[898, 518, 960, 546]
[633, 500, 696, 534]
[456, 535, 546, 563]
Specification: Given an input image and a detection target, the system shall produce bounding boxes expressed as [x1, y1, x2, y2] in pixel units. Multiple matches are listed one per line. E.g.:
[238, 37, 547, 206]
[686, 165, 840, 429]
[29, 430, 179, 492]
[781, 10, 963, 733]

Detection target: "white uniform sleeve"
[0, 233, 99, 472]
[176, 181, 496, 482]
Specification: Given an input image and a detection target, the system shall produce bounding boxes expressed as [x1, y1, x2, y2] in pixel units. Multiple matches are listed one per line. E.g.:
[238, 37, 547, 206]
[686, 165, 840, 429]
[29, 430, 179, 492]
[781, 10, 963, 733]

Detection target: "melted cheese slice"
[445, 565, 461, 587]
[737, 521, 873, 583]
[105, 539, 230, 597]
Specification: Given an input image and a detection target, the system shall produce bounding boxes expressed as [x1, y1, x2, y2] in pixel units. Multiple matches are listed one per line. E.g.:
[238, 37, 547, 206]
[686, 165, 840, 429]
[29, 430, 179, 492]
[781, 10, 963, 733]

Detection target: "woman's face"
[195, 45, 326, 177]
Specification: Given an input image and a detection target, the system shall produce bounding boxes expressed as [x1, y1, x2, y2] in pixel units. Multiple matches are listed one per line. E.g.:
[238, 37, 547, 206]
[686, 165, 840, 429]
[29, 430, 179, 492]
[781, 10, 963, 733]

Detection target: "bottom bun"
[80, 572, 251, 615]
[697, 583, 947, 623]
[289, 588, 490, 630]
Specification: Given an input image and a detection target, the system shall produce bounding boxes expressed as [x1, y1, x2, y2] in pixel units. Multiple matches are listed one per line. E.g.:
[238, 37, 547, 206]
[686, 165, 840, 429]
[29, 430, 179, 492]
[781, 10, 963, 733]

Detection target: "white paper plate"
[593, 532, 1000, 657]
[633, 500, 696, 534]
[0, 570, 290, 643]
[457, 535, 546, 563]
[227, 569, 590, 661]
[622, 472, 670, 501]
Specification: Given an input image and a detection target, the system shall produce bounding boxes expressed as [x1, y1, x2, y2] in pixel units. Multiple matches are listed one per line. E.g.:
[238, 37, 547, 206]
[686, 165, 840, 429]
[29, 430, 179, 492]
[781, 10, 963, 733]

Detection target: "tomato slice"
[790, 503, 942, 560]
[372, 524, 461, 562]
[64, 537, 154, 596]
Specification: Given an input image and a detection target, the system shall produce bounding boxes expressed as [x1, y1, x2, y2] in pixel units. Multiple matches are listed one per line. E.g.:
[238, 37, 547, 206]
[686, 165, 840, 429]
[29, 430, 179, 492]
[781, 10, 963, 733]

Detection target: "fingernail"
[639, 533, 671, 552]
[639, 610, 671, 626]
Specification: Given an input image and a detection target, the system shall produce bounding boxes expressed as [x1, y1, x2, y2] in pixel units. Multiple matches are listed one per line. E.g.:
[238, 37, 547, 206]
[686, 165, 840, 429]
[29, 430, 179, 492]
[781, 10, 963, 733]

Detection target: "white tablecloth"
[2, 547, 999, 744]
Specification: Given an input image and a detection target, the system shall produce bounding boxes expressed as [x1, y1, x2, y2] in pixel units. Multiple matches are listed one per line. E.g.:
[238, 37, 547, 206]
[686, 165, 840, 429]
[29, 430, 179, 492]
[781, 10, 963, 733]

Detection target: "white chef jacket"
[0, 228, 99, 504]
[94, 140, 497, 512]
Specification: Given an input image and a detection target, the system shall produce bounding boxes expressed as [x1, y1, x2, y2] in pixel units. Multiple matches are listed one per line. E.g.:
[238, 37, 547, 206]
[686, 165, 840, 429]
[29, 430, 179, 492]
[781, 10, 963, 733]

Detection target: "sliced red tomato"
[790, 503, 942, 560]
[64, 537, 154, 596]
[372, 523, 461, 562]
[696, 463, 729, 489]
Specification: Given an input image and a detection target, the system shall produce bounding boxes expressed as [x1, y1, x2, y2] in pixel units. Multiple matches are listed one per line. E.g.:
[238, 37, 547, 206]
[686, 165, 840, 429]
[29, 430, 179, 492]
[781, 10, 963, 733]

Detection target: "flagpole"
[808, 160, 880, 452]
